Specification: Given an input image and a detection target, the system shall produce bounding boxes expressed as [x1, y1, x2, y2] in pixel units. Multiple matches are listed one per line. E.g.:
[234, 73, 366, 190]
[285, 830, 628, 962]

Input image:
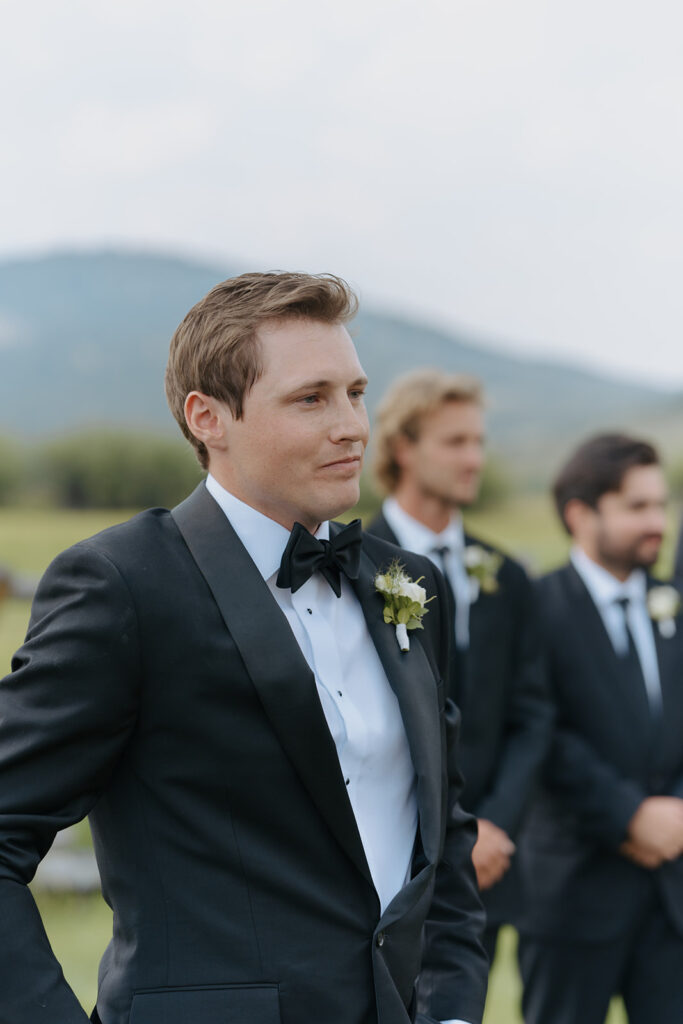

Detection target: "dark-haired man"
[518, 433, 683, 1024]
[366, 369, 551, 964]
[0, 273, 487, 1024]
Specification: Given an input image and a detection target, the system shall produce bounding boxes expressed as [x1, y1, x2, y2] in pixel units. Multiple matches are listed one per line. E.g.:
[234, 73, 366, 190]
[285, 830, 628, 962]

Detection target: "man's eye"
[349, 389, 366, 400]
[299, 394, 319, 405]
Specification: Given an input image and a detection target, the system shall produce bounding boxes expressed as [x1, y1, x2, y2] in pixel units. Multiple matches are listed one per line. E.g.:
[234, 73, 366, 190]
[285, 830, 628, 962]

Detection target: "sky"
[3, 0, 683, 387]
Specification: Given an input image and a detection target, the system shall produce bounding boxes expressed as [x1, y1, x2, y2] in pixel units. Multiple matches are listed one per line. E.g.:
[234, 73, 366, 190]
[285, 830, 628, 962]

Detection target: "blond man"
[367, 369, 552, 963]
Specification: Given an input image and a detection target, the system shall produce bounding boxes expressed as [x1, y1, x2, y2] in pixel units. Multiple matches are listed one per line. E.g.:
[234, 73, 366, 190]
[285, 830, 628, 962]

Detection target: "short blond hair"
[373, 368, 483, 494]
[165, 272, 358, 468]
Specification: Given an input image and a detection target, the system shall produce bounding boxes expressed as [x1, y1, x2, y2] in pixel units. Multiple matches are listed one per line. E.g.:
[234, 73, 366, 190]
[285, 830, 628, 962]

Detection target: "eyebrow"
[290, 375, 368, 392]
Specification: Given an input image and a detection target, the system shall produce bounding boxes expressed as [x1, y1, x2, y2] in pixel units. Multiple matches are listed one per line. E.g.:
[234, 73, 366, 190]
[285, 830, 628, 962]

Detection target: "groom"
[0, 272, 488, 1024]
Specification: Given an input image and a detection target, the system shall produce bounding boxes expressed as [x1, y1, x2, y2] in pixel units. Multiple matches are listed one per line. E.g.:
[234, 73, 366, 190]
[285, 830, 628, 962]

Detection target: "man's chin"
[306, 486, 361, 525]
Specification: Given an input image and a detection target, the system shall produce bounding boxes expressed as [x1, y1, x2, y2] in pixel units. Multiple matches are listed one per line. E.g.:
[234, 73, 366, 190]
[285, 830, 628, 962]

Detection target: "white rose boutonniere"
[463, 544, 503, 601]
[647, 584, 681, 638]
[375, 560, 434, 653]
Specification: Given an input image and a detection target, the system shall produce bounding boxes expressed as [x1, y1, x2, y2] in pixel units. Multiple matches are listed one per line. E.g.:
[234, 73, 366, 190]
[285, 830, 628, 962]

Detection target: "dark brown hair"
[165, 272, 358, 467]
[553, 433, 659, 534]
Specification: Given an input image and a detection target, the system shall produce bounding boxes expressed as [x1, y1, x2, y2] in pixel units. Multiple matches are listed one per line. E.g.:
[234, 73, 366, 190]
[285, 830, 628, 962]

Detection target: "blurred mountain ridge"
[0, 249, 679, 481]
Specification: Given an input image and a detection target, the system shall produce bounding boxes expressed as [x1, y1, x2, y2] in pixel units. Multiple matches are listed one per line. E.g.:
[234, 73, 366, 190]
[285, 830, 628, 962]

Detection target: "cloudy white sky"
[3, 1, 683, 386]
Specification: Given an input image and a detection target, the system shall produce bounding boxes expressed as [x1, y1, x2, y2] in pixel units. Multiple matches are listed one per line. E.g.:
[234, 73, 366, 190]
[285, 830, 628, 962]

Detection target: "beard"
[418, 471, 481, 510]
[596, 528, 663, 575]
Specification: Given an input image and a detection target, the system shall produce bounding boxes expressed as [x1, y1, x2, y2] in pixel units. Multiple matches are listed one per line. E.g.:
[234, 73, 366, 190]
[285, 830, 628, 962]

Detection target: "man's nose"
[465, 444, 484, 470]
[330, 395, 368, 443]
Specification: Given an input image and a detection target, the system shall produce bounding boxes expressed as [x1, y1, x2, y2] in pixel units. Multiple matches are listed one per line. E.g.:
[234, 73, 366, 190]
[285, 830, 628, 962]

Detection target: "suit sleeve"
[474, 565, 554, 836]
[417, 564, 489, 1024]
[538, 609, 646, 847]
[546, 723, 647, 847]
[0, 543, 141, 1023]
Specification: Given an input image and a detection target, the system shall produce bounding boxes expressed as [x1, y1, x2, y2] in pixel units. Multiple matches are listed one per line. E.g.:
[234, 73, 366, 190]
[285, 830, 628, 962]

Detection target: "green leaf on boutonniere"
[375, 559, 434, 653]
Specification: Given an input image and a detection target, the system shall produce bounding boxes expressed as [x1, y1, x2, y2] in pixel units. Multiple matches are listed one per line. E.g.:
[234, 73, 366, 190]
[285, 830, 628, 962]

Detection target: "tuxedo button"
[375, 931, 385, 948]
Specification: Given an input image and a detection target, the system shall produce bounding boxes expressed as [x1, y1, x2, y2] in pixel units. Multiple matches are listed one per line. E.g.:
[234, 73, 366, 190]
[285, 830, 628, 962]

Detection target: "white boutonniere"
[374, 560, 434, 653]
[463, 544, 503, 601]
[647, 584, 681, 638]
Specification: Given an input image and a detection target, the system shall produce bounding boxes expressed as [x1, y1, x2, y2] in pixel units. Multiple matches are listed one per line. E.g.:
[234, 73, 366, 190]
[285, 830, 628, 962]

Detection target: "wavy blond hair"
[373, 368, 483, 495]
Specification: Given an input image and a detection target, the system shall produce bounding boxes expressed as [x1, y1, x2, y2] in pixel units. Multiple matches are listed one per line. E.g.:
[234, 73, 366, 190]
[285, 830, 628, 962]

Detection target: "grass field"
[2, 496, 666, 1023]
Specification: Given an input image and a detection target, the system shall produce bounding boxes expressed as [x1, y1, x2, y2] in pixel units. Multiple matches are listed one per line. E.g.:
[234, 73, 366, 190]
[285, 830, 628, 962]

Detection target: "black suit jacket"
[673, 517, 683, 583]
[0, 484, 488, 1024]
[366, 514, 552, 925]
[517, 564, 683, 942]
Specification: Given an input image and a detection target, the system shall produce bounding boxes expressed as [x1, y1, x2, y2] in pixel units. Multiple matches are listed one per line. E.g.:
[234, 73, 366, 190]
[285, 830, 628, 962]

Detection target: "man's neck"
[206, 470, 320, 534]
[390, 487, 458, 534]
[573, 543, 633, 583]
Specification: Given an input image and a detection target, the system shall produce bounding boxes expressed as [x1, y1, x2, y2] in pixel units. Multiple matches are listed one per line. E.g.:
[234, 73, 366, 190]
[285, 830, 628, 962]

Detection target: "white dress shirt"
[570, 546, 662, 713]
[382, 497, 471, 649]
[207, 480, 471, 1024]
[206, 475, 418, 914]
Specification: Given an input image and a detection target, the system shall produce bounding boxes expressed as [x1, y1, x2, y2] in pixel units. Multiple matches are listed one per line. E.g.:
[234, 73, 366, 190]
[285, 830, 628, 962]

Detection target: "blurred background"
[2, 2, 683, 1021]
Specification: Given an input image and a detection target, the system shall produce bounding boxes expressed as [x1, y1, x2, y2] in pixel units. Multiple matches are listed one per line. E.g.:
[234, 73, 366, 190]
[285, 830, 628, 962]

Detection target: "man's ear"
[392, 432, 416, 470]
[184, 392, 231, 454]
[563, 498, 594, 540]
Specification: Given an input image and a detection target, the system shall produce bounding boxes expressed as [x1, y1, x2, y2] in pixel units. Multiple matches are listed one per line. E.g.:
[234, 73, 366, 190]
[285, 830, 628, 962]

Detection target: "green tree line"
[0, 431, 512, 511]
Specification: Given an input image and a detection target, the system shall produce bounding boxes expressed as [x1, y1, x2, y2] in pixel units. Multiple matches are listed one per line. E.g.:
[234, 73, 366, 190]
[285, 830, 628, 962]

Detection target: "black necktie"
[276, 519, 362, 598]
[615, 596, 660, 723]
[616, 596, 648, 685]
[431, 545, 457, 607]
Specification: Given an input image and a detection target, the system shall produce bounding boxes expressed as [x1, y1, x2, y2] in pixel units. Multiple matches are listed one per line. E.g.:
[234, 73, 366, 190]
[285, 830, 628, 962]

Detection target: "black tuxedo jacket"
[0, 483, 488, 1024]
[517, 564, 683, 942]
[366, 515, 552, 924]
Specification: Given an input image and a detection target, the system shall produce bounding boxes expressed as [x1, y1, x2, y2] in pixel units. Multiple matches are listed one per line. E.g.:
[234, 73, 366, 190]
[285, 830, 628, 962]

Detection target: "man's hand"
[619, 839, 664, 869]
[621, 796, 683, 867]
[471, 818, 516, 891]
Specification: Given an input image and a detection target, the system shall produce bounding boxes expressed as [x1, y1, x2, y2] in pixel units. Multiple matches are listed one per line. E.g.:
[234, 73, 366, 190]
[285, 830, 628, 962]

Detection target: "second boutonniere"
[375, 560, 434, 653]
[647, 584, 681, 638]
[463, 544, 503, 600]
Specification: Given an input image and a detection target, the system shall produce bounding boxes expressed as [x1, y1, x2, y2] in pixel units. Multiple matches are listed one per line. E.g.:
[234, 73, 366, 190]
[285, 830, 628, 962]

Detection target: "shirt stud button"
[337, 690, 343, 697]
[345, 778, 350, 786]
[307, 608, 313, 615]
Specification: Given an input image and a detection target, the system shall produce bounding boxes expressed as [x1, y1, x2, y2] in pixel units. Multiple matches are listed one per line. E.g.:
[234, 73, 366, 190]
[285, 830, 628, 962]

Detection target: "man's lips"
[321, 455, 362, 469]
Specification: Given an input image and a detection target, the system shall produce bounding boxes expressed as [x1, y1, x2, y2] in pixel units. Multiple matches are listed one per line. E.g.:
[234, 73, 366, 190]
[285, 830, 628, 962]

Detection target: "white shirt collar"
[570, 545, 646, 607]
[382, 496, 465, 556]
[206, 474, 329, 583]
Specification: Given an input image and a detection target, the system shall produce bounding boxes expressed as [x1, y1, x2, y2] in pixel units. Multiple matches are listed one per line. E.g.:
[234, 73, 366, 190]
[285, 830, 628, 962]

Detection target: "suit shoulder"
[363, 511, 395, 543]
[534, 565, 572, 619]
[47, 508, 177, 578]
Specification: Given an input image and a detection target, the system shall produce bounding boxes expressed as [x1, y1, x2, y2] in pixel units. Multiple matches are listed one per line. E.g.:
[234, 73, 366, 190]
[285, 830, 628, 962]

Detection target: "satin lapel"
[345, 533, 442, 865]
[172, 485, 372, 886]
[564, 565, 651, 723]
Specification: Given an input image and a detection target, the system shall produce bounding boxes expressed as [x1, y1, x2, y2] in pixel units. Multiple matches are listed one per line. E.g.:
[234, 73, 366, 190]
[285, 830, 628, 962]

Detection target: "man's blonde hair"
[373, 368, 483, 494]
[165, 271, 358, 468]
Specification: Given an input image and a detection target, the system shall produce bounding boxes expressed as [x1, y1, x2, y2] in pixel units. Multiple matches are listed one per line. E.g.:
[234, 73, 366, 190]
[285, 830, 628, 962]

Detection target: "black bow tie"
[276, 519, 362, 598]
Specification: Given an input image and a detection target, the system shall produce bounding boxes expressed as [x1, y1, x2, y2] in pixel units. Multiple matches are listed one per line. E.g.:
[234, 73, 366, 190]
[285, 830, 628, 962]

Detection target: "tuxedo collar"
[206, 473, 329, 582]
[381, 497, 464, 557]
[570, 545, 646, 609]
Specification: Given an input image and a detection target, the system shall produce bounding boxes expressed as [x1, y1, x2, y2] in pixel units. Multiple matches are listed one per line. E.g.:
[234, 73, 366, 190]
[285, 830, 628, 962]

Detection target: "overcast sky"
[3, 1, 683, 386]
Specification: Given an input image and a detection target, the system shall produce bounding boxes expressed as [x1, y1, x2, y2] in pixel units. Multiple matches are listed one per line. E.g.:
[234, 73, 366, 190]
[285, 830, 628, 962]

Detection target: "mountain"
[0, 249, 676, 479]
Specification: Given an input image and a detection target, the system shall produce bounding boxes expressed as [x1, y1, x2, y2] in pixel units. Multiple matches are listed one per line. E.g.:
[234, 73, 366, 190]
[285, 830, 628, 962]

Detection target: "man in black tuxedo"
[0, 273, 488, 1024]
[517, 433, 683, 1024]
[366, 370, 551, 963]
